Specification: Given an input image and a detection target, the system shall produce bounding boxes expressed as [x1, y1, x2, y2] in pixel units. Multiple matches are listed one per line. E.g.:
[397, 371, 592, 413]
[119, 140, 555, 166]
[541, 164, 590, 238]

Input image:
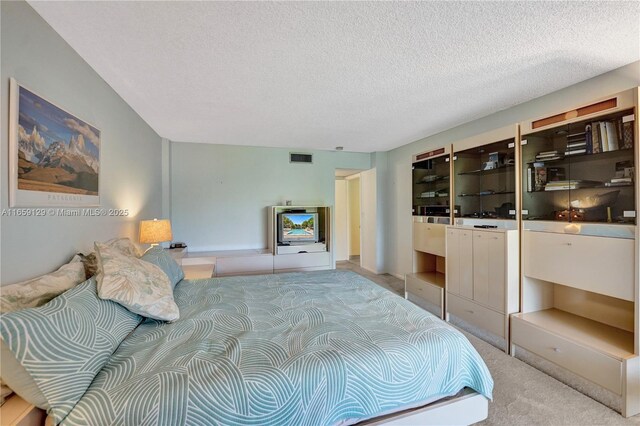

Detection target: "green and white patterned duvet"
[62, 270, 493, 425]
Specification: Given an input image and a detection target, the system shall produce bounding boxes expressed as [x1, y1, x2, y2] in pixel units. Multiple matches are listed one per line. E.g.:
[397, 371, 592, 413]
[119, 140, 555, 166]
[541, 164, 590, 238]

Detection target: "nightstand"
[166, 247, 187, 261]
[181, 252, 216, 279]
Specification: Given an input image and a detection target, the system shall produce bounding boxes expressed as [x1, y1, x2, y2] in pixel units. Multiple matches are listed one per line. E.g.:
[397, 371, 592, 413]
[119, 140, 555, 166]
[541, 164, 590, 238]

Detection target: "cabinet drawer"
[447, 293, 505, 338]
[523, 231, 634, 301]
[273, 252, 330, 270]
[406, 275, 444, 309]
[511, 316, 622, 394]
[216, 255, 273, 276]
[413, 222, 446, 257]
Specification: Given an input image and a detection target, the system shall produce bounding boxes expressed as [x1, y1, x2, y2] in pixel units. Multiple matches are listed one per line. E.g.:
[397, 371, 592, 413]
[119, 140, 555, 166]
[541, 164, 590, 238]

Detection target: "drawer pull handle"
[466, 310, 474, 314]
[566, 242, 572, 246]
[552, 347, 561, 353]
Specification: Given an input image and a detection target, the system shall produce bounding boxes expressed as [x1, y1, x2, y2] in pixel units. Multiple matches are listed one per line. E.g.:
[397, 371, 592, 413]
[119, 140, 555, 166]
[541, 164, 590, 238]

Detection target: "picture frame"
[9, 78, 101, 207]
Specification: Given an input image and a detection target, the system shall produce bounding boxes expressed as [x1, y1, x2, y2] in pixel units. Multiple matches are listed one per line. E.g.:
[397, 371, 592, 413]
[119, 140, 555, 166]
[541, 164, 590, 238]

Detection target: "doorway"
[335, 168, 377, 272]
[335, 170, 362, 265]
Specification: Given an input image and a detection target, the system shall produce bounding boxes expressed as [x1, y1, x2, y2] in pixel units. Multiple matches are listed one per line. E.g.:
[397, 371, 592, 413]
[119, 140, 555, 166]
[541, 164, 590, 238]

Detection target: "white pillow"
[95, 242, 179, 321]
[0, 255, 86, 313]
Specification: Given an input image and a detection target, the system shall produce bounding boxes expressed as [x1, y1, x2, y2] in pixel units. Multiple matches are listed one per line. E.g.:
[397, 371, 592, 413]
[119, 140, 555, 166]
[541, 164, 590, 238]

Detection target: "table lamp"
[139, 218, 172, 247]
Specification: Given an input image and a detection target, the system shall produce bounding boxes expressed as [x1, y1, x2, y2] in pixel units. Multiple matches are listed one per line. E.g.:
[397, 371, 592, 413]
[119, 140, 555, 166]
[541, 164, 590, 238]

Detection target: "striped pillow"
[0, 278, 141, 424]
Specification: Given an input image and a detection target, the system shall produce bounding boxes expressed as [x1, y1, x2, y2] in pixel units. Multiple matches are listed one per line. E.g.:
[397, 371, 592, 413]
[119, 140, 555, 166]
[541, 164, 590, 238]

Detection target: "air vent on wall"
[290, 153, 313, 164]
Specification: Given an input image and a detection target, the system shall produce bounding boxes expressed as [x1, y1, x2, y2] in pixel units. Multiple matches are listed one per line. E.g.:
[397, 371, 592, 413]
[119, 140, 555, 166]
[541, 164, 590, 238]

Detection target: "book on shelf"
[535, 150, 563, 161]
[605, 181, 633, 187]
[599, 121, 609, 151]
[566, 141, 587, 149]
[547, 167, 566, 182]
[622, 120, 633, 149]
[535, 167, 547, 191]
[591, 122, 601, 153]
[565, 148, 586, 156]
[605, 121, 619, 151]
[585, 124, 593, 153]
[544, 179, 601, 191]
[610, 177, 632, 184]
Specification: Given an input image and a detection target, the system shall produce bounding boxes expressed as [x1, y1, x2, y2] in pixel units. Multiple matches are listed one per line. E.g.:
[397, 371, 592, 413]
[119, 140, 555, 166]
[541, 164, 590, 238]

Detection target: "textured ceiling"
[28, 1, 640, 153]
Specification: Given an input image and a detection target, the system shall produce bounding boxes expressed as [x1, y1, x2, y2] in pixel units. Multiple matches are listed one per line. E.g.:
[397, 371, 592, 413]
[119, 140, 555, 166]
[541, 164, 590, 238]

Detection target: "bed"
[2, 269, 492, 425]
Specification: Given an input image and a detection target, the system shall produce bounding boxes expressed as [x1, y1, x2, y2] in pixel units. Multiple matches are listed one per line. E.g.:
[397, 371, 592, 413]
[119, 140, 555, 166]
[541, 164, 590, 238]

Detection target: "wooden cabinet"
[446, 228, 473, 299]
[413, 222, 446, 257]
[523, 231, 634, 301]
[472, 231, 505, 312]
[406, 218, 449, 319]
[511, 312, 627, 395]
[446, 226, 519, 352]
[514, 87, 640, 418]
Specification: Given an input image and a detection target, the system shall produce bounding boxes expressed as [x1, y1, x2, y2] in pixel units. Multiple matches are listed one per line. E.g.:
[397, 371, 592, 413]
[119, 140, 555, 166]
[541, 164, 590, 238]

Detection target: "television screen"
[279, 213, 318, 243]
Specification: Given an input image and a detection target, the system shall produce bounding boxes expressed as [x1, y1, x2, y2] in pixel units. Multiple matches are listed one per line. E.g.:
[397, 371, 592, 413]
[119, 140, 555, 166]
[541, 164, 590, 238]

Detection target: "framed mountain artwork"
[9, 78, 100, 207]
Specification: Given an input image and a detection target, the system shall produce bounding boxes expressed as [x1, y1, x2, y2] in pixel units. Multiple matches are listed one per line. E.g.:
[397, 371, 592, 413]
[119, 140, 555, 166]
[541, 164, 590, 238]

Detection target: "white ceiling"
[29, 1, 639, 153]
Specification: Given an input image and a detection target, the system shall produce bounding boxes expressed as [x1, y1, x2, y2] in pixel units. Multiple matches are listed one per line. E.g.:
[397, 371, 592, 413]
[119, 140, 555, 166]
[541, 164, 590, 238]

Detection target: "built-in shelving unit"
[406, 148, 452, 320]
[514, 88, 639, 418]
[412, 150, 451, 217]
[452, 127, 518, 223]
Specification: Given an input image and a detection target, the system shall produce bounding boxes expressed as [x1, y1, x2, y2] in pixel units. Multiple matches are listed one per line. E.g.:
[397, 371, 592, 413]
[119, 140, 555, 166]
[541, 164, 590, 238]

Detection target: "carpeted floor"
[336, 261, 640, 425]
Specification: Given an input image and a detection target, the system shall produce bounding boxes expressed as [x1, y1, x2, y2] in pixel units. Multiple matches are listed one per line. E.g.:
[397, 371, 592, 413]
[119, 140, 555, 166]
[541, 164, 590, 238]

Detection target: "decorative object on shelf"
[494, 202, 514, 218]
[554, 209, 585, 221]
[8, 78, 101, 207]
[569, 190, 620, 210]
[139, 219, 173, 248]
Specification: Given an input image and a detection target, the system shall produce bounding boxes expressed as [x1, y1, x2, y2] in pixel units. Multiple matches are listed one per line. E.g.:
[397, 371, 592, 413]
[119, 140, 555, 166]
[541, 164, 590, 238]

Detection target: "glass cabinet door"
[453, 138, 516, 220]
[521, 108, 636, 224]
[412, 155, 450, 217]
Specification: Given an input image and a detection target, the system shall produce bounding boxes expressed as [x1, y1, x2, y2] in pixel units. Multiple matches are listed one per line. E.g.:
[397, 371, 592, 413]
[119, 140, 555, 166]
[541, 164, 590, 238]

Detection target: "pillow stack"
[0, 237, 186, 420]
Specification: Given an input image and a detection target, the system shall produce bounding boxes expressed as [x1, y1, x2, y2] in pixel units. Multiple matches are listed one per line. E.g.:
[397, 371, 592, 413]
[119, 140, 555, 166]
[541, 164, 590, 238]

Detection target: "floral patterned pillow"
[103, 237, 143, 258]
[0, 255, 86, 314]
[95, 242, 179, 321]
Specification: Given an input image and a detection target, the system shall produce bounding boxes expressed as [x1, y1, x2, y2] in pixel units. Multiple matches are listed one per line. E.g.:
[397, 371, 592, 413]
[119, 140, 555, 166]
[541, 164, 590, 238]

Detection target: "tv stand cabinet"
[269, 206, 332, 272]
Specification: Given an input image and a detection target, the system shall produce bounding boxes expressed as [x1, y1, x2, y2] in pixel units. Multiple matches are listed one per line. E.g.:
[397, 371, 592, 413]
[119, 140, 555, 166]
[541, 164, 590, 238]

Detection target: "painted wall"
[0, 1, 163, 284]
[170, 143, 371, 260]
[385, 61, 640, 278]
[334, 179, 348, 261]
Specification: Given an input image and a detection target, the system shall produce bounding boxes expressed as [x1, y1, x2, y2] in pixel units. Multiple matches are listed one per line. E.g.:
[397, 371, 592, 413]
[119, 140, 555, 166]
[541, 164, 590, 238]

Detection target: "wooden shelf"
[406, 271, 445, 289]
[513, 308, 634, 360]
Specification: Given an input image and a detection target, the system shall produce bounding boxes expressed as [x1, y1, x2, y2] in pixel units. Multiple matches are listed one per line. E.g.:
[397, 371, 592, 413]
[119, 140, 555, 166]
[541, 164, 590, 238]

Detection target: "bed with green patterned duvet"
[55, 270, 492, 425]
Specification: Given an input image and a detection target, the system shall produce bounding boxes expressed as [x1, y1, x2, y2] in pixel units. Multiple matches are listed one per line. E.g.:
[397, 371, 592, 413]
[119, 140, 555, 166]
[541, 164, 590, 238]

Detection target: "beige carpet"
[336, 262, 640, 426]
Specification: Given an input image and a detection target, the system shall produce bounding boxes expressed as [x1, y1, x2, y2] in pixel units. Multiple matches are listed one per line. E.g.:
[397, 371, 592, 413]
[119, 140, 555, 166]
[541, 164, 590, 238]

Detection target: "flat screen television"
[278, 212, 319, 244]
